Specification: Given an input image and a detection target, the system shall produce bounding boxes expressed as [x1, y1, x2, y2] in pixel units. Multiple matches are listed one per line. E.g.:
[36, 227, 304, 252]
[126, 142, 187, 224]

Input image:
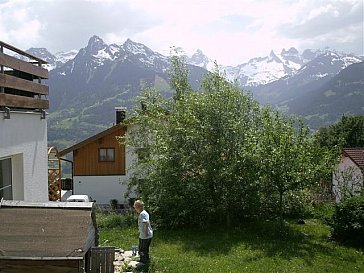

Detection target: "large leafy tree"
[257, 109, 334, 225]
[124, 64, 262, 227]
[122, 56, 334, 228]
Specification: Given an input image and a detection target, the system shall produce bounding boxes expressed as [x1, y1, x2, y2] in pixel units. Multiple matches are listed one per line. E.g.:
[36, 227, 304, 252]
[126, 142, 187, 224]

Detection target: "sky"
[0, 0, 363, 66]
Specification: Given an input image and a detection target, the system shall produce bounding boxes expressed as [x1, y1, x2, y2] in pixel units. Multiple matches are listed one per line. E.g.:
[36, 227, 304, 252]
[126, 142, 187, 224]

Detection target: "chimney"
[115, 107, 126, 124]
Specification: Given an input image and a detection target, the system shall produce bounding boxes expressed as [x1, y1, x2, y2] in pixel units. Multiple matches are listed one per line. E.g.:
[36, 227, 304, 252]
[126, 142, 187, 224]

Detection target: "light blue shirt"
[138, 210, 153, 239]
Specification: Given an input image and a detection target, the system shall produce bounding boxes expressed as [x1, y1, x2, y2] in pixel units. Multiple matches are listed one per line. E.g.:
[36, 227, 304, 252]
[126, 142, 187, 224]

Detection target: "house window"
[0, 158, 12, 200]
[99, 148, 115, 162]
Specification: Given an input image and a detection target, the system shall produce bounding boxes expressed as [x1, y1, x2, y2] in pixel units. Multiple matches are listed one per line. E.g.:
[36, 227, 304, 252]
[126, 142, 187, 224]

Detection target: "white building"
[333, 147, 364, 202]
[0, 41, 49, 202]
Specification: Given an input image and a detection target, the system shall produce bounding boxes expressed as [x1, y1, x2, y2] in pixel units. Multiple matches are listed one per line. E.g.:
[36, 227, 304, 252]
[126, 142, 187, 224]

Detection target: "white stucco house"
[332, 147, 364, 202]
[59, 108, 137, 205]
[0, 41, 49, 202]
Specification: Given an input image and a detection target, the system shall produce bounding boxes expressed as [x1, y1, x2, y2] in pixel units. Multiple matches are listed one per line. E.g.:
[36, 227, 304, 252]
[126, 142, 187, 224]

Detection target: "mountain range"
[24, 35, 363, 149]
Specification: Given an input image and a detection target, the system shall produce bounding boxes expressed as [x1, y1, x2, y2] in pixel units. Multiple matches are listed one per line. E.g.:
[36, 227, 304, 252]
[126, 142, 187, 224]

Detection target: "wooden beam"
[0, 41, 48, 64]
[0, 74, 48, 95]
[0, 259, 81, 273]
[0, 93, 49, 109]
[0, 256, 83, 261]
[0, 53, 48, 79]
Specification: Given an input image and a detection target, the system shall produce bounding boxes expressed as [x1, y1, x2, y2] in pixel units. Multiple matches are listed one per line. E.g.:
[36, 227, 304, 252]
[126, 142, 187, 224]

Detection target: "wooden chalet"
[59, 124, 127, 177]
[59, 108, 133, 205]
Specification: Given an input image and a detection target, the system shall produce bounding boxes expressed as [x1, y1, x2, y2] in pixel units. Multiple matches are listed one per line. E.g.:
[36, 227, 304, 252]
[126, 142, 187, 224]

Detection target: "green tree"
[121, 57, 334, 229]
[313, 115, 364, 149]
[123, 65, 262, 227]
[169, 47, 193, 101]
[257, 108, 334, 226]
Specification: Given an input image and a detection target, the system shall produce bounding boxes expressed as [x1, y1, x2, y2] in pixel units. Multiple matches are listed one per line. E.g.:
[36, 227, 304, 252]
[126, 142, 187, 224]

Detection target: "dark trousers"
[139, 238, 152, 263]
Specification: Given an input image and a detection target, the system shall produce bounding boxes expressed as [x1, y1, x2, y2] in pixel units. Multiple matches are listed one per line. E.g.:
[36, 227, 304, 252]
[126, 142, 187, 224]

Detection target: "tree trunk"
[226, 209, 231, 228]
[279, 191, 284, 232]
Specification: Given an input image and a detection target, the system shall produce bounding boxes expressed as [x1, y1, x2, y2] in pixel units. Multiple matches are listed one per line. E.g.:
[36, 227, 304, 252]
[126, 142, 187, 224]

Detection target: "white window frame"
[0, 157, 13, 200]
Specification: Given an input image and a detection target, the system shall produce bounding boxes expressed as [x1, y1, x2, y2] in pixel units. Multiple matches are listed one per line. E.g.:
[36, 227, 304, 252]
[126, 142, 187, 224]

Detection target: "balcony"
[0, 41, 49, 111]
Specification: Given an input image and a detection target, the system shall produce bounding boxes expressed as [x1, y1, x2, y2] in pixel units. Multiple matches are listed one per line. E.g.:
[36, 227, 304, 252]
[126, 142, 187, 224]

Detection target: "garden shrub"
[330, 195, 364, 246]
[283, 189, 314, 219]
[312, 202, 335, 225]
[97, 212, 137, 229]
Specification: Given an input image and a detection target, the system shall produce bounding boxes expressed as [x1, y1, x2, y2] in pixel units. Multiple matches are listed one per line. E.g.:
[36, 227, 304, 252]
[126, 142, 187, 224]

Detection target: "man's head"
[133, 199, 144, 213]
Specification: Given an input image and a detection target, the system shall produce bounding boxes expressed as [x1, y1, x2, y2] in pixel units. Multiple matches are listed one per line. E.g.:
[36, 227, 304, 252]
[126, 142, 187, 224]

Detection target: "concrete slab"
[129, 260, 145, 268]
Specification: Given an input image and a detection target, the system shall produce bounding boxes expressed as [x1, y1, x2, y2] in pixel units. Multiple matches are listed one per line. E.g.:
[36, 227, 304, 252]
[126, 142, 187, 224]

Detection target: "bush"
[110, 199, 119, 210]
[330, 195, 364, 246]
[312, 202, 335, 225]
[283, 189, 314, 219]
[97, 212, 137, 229]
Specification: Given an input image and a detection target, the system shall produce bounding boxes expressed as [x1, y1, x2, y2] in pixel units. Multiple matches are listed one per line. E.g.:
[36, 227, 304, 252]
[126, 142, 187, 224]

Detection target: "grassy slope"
[98, 218, 364, 273]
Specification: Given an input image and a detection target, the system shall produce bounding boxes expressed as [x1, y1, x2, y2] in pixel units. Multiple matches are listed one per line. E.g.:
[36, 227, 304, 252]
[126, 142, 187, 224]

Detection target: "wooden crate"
[89, 247, 115, 273]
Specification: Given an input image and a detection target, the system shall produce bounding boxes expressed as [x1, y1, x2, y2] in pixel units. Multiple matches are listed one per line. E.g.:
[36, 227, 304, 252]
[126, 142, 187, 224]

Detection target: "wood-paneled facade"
[59, 125, 126, 176]
[0, 40, 48, 110]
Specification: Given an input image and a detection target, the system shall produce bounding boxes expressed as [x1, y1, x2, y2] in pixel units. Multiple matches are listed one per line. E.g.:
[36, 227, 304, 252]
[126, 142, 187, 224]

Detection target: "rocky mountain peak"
[281, 47, 299, 56]
[24, 35, 363, 90]
[187, 49, 214, 70]
[122, 38, 152, 55]
[190, 49, 208, 60]
[26, 47, 56, 63]
[86, 35, 107, 54]
[302, 49, 316, 61]
[121, 38, 169, 70]
[269, 50, 282, 63]
[193, 49, 205, 57]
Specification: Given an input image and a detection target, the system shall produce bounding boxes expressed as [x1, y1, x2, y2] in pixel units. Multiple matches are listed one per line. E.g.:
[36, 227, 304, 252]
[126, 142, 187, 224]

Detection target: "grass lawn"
[98, 217, 364, 273]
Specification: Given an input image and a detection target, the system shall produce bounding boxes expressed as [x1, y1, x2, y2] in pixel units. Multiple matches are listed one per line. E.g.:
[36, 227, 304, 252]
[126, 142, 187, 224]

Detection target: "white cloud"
[0, 2, 42, 50]
[0, 0, 362, 66]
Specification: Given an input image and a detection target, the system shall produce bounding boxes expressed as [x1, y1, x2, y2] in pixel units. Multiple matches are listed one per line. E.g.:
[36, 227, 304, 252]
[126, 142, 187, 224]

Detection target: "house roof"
[58, 124, 126, 157]
[343, 147, 364, 170]
[0, 200, 97, 259]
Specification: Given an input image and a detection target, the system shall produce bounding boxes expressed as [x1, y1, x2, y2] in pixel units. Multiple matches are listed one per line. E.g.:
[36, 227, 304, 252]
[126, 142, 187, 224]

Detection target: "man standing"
[133, 200, 153, 264]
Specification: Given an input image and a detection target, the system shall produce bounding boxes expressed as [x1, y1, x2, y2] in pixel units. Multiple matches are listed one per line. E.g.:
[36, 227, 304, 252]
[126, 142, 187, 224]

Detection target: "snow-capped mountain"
[27, 37, 362, 91]
[54, 50, 78, 64]
[223, 49, 299, 87]
[54, 35, 171, 78]
[48, 35, 206, 111]
[186, 49, 215, 71]
[251, 49, 363, 108]
[184, 46, 310, 87]
[45, 35, 207, 148]
[23, 35, 363, 148]
[26, 47, 56, 64]
[185, 46, 362, 88]
[122, 38, 169, 70]
[294, 50, 363, 80]
[221, 47, 363, 87]
[25, 47, 78, 70]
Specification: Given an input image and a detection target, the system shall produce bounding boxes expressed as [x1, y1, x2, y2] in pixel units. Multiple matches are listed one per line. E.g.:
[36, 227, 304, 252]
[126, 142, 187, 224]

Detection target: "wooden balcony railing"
[0, 41, 49, 110]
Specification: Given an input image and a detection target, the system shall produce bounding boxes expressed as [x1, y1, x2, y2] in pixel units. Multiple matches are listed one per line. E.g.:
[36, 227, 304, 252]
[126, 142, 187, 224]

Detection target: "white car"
[66, 195, 92, 202]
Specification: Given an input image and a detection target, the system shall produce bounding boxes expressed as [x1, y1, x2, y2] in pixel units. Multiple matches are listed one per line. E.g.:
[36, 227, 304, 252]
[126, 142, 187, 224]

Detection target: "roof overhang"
[58, 124, 126, 157]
